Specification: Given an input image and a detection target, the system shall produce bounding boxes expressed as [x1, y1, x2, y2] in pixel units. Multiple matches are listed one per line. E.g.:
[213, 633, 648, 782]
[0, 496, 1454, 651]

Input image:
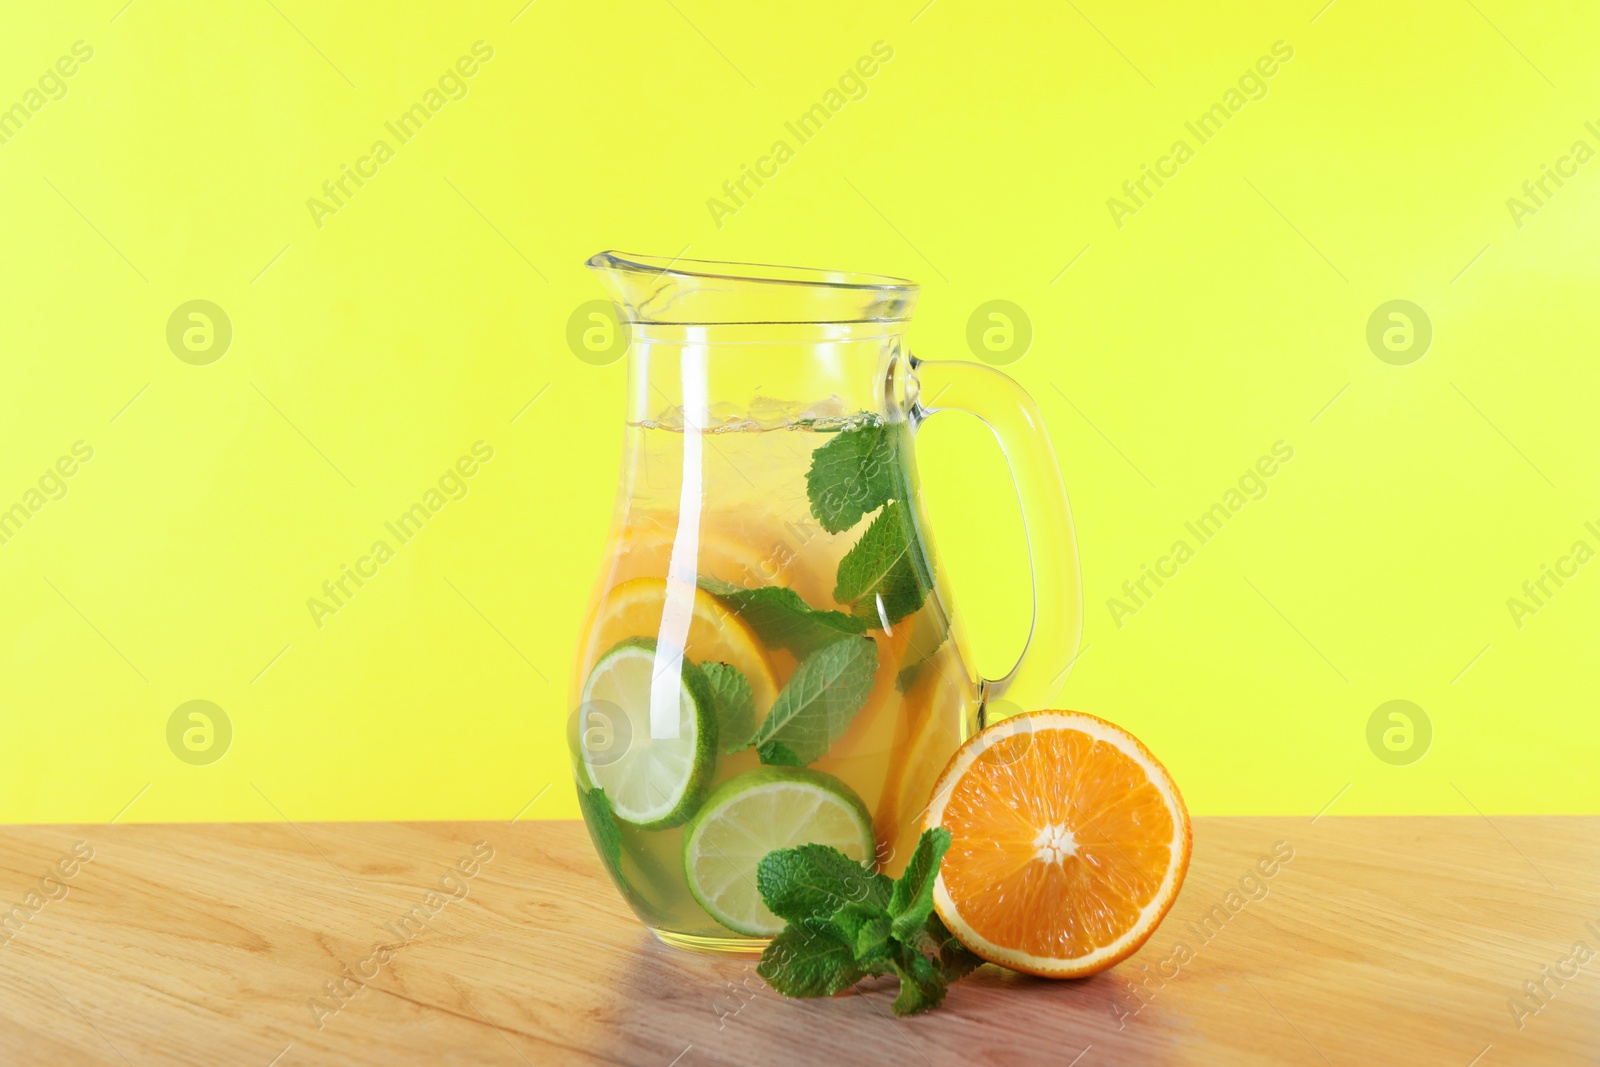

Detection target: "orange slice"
[578, 576, 781, 714]
[608, 515, 800, 592]
[873, 656, 966, 876]
[924, 709, 1190, 977]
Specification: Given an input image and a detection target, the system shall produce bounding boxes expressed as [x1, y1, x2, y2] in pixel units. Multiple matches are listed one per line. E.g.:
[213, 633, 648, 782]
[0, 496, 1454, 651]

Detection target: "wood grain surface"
[0, 816, 1595, 1065]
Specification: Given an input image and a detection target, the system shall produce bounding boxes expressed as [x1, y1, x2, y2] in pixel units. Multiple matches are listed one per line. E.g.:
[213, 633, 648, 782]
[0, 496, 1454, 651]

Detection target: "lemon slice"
[579, 638, 717, 829]
[682, 767, 875, 936]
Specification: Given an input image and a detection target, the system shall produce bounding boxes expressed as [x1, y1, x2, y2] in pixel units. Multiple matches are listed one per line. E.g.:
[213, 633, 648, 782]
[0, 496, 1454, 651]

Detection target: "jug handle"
[909, 356, 1083, 724]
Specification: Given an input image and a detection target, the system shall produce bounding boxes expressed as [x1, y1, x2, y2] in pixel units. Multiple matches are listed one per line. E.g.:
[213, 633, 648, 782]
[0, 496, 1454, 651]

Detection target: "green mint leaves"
[752, 842, 896, 996]
[919, 912, 984, 985]
[890, 949, 946, 1015]
[755, 828, 985, 1015]
[806, 421, 897, 534]
[693, 418, 932, 771]
[577, 785, 624, 882]
[694, 587, 877, 766]
[830, 902, 894, 969]
[757, 842, 894, 921]
[577, 785, 653, 912]
[701, 662, 756, 755]
[833, 502, 932, 626]
[760, 923, 871, 997]
[699, 578, 868, 657]
[749, 637, 878, 766]
[887, 822, 944, 942]
[805, 421, 931, 627]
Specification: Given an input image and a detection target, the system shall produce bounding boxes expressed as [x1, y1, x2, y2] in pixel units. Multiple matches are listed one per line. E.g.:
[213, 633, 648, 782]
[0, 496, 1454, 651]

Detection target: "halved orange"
[924, 709, 1190, 977]
[578, 576, 781, 714]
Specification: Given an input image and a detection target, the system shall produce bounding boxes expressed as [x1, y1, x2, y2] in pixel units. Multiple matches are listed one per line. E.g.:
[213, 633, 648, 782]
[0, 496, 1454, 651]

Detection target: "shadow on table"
[568, 929, 1187, 1067]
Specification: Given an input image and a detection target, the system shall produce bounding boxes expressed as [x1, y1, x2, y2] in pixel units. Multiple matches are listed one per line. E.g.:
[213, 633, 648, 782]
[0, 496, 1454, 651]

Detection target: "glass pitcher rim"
[589, 250, 921, 326]
[587, 250, 919, 294]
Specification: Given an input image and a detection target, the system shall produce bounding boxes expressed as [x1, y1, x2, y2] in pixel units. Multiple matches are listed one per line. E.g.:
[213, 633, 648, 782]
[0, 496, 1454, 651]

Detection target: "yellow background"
[2, 0, 1595, 822]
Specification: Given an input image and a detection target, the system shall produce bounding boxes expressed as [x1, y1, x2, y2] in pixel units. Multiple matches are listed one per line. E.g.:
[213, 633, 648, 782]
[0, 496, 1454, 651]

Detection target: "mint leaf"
[699, 578, 867, 656]
[834, 502, 932, 626]
[756, 740, 806, 767]
[921, 912, 985, 983]
[758, 921, 866, 997]
[827, 901, 894, 970]
[806, 422, 896, 534]
[701, 662, 756, 755]
[577, 785, 624, 881]
[757, 842, 893, 925]
[889, 828, 951, 942]
[890, 946, 948, 1015]
[895, 658, 930, 694]
[578, 785, 659, 912]
[747, 637, 878, 765]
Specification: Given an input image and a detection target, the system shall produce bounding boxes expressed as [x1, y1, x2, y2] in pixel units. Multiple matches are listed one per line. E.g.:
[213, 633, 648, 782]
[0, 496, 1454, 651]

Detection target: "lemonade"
[569, 410, 976, 949]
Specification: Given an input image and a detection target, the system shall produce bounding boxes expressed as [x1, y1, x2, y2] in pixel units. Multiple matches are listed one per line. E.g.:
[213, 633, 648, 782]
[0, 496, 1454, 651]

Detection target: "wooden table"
[0, 817, 1594, 1065]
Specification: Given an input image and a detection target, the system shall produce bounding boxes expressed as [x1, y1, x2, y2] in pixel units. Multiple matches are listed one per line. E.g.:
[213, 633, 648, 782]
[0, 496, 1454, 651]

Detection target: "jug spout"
[587, 250, 918, 325]
[587, 252, 921, 435]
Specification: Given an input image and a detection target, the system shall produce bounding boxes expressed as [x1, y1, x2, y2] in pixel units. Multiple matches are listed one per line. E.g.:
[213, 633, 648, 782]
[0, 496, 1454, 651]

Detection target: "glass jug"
[569, 251, 1081, 955]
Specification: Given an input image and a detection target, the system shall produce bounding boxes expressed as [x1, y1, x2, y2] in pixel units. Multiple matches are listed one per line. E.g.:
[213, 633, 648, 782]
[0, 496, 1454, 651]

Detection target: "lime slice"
[579, 638, 717, 830]
[682, 767, 876, 936]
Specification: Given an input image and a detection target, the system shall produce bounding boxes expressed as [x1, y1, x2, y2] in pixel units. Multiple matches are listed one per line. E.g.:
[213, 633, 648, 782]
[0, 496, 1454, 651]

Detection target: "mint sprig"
[804, 421, 933, 629]
[755, 828, 985, 1015]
